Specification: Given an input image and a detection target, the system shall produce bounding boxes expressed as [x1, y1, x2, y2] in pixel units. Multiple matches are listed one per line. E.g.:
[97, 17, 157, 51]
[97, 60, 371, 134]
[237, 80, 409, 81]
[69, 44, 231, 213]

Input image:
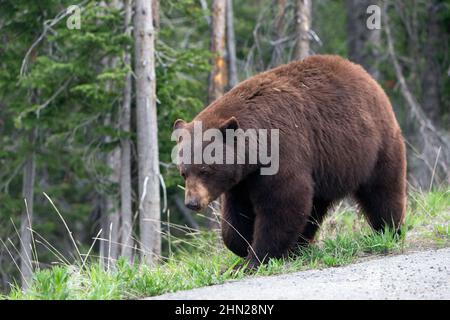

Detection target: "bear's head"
[172, 116, 248, 211]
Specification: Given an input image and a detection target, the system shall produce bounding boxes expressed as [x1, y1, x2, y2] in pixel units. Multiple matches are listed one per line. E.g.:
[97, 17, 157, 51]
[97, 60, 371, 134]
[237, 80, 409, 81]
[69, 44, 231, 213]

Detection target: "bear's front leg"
[246, 173, 313, 268]
[221, 187, 255, 258]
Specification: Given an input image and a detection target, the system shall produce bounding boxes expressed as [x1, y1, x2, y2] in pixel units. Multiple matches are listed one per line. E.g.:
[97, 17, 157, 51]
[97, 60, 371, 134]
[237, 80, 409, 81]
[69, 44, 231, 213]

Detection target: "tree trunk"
[99, 102, 120, 266]
[105, 145, 120, 263]
[134, 0, 161, 265]
[98, 0, 122, 268]
[270, 0, 287, 67]
[205, 0, 228, 230]
[421, 1, 441, 123]
[98, 197, 106, 269]
[20, 129, 36, 289]
[152, 0, 160, 30]
[226, 0, 238, 89]
[208, 0, 227, 104]
[120, 0, 134, 262]
[199, 0, 212, 25]
[346, 0, 381, 80]
[294, 0, 311, 60]
[384, 2, 450, 187]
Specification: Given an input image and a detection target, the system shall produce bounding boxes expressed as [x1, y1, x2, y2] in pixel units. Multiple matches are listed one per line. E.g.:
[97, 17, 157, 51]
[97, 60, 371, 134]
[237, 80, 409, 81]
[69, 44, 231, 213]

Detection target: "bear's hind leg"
[355, 146, 406, 232]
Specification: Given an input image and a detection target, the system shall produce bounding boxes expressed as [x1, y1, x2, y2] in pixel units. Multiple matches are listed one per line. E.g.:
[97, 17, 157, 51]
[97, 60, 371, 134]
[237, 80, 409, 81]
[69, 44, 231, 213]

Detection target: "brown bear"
[173, 54, 406, 268]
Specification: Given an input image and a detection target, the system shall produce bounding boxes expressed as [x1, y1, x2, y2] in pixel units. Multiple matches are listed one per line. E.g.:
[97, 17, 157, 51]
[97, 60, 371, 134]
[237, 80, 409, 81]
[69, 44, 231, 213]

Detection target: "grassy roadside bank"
[4, 189, 449, 300]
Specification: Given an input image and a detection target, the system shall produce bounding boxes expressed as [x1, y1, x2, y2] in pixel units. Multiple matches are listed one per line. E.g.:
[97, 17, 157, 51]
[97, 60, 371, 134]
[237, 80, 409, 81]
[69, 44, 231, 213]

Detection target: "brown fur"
[174, 55, 407, 266]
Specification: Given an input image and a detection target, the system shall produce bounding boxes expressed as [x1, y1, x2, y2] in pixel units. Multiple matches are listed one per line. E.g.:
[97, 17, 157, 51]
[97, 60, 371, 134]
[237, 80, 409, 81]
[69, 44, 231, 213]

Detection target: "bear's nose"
[185, 199, 201, 211]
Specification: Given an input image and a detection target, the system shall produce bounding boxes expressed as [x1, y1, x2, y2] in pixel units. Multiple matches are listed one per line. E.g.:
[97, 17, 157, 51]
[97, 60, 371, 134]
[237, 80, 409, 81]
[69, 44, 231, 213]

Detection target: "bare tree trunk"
[270, 0, 287, 67]
[100, 104, 120, 266]
[20, 129, 36, 289]
[98, 197, 106, 269]
[152, 0, 160, 30]
[199, 0, 212, 25]
[226, 0, 238, 89]
[346, 0, 381, 80]
[208, 0, 227, 104]
[97, 0, 122, 268]
[293, 0, 311, 60]
[134, 0, 161, 265]
[99, 196, 116, 269]
[105, 145, 120, 262]
[384, 2, 450, 187]
[120, 0, 133, 262]
[421, 1, 442, 123]
[205, 0, 228, 230]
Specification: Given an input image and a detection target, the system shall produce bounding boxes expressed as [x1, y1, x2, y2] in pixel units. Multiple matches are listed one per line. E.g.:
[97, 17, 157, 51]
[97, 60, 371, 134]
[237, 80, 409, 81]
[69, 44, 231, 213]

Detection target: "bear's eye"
[199, 168, 211, 176]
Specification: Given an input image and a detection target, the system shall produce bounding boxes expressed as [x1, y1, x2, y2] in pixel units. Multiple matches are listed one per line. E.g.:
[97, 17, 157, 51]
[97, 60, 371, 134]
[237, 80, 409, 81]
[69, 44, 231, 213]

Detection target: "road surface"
[150, 248, 450, 300]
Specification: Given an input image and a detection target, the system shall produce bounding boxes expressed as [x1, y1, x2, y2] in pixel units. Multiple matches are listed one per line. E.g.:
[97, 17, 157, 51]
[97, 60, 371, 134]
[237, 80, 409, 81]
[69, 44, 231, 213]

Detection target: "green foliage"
[0, 0, 211, 291]
[313, 0, 348, 56]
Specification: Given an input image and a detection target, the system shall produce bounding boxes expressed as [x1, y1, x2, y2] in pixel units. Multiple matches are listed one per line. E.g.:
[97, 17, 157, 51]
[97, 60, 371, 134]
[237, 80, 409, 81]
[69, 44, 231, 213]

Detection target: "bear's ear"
[173, 119, 187, 131]
[219, 116, 239, 133]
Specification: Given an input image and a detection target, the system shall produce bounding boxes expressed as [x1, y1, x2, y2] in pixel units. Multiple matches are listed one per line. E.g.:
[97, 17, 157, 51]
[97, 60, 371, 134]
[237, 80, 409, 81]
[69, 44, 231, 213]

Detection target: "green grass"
[3, 188, 449, 300]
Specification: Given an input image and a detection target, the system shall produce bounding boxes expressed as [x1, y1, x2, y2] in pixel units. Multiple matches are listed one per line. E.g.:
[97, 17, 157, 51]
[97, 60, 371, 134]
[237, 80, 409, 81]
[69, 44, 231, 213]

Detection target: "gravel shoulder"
[149, 248, 450, 300]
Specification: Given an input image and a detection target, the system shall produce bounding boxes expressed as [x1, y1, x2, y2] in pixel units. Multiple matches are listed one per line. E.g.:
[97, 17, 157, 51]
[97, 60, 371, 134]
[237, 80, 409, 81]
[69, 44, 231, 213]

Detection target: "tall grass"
[3, 188, 449, 300]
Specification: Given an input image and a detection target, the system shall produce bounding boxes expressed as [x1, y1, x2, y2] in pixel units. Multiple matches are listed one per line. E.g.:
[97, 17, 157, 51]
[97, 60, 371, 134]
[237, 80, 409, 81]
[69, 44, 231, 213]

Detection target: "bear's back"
[197, 55, 402, 199]
[201, 55, 398, 134]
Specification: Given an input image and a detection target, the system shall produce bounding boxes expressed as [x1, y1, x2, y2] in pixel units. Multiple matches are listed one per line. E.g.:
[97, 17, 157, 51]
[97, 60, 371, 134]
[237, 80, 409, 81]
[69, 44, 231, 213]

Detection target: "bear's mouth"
[184, 180, 213, 211]
[184, 194, 212, 212]
[185, 201, 202, 211]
